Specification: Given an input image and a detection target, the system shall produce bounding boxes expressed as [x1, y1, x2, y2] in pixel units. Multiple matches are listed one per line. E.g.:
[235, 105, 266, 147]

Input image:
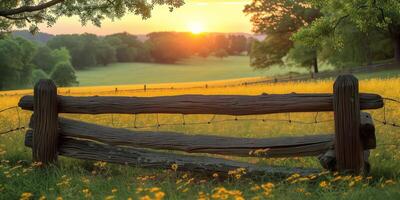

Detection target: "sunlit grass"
[0, 77, 399, 199]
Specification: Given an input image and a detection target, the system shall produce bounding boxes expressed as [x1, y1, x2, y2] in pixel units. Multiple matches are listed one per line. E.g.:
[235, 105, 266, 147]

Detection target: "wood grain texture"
[18, 93, 383, 115]
[32, 79, 58, 164]
[24, 132, 319, 177]
[48, 118, 334, 158]
[360, 112, 376, 150]
[334, 75, 364, 174]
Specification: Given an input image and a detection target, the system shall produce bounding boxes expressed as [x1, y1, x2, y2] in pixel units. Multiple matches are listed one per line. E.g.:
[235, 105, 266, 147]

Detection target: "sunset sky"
[39, 0, 253, 35]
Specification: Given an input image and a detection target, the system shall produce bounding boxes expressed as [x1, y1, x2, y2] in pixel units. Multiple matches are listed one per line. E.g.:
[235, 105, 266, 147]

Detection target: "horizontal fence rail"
[28, 118, 334, 158]
[24, 133, 320, 177]
[19, 93, 383, 115]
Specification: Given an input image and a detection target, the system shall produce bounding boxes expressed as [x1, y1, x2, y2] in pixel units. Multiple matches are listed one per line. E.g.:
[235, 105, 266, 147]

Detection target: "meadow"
[0, 77, 399, 200]
[75, 56, 335, 87]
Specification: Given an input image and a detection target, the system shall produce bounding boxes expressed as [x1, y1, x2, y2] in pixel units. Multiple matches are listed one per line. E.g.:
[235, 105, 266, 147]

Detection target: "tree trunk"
[394, 36, 400, 63]
[313, 53, 319, 73]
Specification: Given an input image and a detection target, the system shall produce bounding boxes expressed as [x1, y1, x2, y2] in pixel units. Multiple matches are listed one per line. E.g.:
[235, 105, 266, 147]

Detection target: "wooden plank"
[333, 75, 364, 174]
[48, 118, 334, 158]
[32, 80, 59, 164]
[360, 112, 376, 149]
[24, 132, 319, 177]
[18, 93, 383, 115]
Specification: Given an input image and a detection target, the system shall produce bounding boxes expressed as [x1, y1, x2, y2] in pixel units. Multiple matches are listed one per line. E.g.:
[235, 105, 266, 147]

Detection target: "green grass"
[76, 56, 334, 87]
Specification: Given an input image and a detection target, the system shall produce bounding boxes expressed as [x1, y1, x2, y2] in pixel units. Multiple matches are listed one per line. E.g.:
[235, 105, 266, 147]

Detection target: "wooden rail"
[28, 118, 335, 158]
[19, 93, 383, 115]
[24, 133, 320, 177]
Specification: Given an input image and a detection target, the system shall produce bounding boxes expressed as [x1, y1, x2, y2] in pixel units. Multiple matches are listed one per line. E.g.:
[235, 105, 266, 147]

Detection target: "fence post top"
[34, 79, 57, 92]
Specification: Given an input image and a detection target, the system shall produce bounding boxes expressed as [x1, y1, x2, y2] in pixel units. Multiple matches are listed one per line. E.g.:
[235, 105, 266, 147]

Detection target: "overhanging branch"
[0, 0, 65, 16]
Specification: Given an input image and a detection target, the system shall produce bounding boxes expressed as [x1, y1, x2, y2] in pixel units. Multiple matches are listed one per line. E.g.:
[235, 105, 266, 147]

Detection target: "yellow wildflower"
[171, 163, 178, 171]
[212, 173, 219, 178]
[105, 196, 114, 200]
[140, 195, 152, 200]
[155, 191, 165, 200]
[20, 192, 33, 200]
[319, 181, 328, 188]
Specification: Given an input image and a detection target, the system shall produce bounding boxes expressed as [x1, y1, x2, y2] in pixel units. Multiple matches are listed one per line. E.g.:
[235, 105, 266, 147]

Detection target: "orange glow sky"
[39, 0, 253, 35]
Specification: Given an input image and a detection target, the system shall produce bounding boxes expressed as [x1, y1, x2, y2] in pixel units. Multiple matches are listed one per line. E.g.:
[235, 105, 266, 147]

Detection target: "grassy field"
[76, 56, 335, 87]
[0, 77, 399, 199]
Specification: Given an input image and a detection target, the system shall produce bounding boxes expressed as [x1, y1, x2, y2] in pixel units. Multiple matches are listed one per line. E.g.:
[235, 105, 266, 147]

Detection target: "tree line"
[47, 32, 250, 69]
[244, 0, 399, 73]
[0, 32, 250, 90]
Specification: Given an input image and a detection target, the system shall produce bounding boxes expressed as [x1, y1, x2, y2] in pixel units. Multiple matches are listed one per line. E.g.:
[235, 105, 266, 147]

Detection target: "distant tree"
[14, 37, 37, 86]
[47, 34, 99, 69]
[105, 33, 144, 62]
[32, 45, 54, 73]
[147, 32, 190, 63]
[0, 36, 37, 89]
[32, 46, 71, 73]
[227, 35, 247, 55]
[198, 47, 211, 58]
[31, 69, 49, 85]
[214, 35, 230, 52]
[51, 47, 71, 64]
[0, 0, 184, 33]
[96, 40, 116, 66]
[214, 49, 228, 59]
[50, 62, 78, 87]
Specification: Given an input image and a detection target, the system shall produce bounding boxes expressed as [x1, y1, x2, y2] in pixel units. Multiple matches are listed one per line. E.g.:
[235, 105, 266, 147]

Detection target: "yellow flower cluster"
[136, 187, 165, 200]
[82, 188, 92, 198]
[171, 163, 179, 172]
[20, 192, 33, 200]
[228, 168, 246, 179]
[56, 175, 72, 188]
[211, 187, 244, 200]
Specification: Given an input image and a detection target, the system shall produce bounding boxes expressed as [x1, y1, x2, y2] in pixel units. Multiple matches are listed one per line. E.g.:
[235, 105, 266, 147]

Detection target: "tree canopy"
[244, 0, 321, 72]
[294, 0, 400, 62]
[0, 0, 185, 33]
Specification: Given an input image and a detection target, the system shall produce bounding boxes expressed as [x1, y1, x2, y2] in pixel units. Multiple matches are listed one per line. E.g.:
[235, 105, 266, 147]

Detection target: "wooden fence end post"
[333, 75, 364, 174]
[33, 79, 58, 165]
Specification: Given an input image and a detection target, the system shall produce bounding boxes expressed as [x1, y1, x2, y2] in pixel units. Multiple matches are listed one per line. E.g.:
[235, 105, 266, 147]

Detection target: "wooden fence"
[18, 75, 384, 176]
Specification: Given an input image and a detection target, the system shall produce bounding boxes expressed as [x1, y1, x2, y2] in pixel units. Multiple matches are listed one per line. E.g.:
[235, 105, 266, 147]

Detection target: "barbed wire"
[0, 96, 399, 135]
[120, 112, 334, 130]
[0, 106, 25, 135]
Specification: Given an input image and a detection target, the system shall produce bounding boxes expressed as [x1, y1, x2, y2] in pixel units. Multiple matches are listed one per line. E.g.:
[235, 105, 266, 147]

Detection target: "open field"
[76, 56, 335, 87]
[1, 78, 400, 199]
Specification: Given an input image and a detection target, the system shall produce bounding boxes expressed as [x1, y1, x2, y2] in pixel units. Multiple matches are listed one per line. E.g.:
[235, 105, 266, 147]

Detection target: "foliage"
[31, 69, 49, 85]
[148, 32, 191, 63]
[214, 49, 229, 59]
[0, 0, 185, 33]
[50, 62, 78, 87]
[244, 0, 321, 70]
[32, 46, 71, 73]
[295, 0, 400, 63]
[249, 34, 292, 69]
[0, 36, 36, 90]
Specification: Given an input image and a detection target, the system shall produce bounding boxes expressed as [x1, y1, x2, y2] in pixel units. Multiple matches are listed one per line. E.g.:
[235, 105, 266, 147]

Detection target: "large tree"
[0, 0, 184, 33]
[297, 0, 400, 63]
[244, 0, 321, 72]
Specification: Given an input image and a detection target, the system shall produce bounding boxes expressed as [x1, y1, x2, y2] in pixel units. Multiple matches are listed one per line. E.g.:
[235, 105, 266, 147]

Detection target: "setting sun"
[187, 22, 205, 34]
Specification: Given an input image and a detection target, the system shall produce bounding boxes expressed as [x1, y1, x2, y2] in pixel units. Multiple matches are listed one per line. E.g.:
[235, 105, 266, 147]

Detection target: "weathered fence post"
[333, 75, 364, 173]
[33, 79, 58, 164]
